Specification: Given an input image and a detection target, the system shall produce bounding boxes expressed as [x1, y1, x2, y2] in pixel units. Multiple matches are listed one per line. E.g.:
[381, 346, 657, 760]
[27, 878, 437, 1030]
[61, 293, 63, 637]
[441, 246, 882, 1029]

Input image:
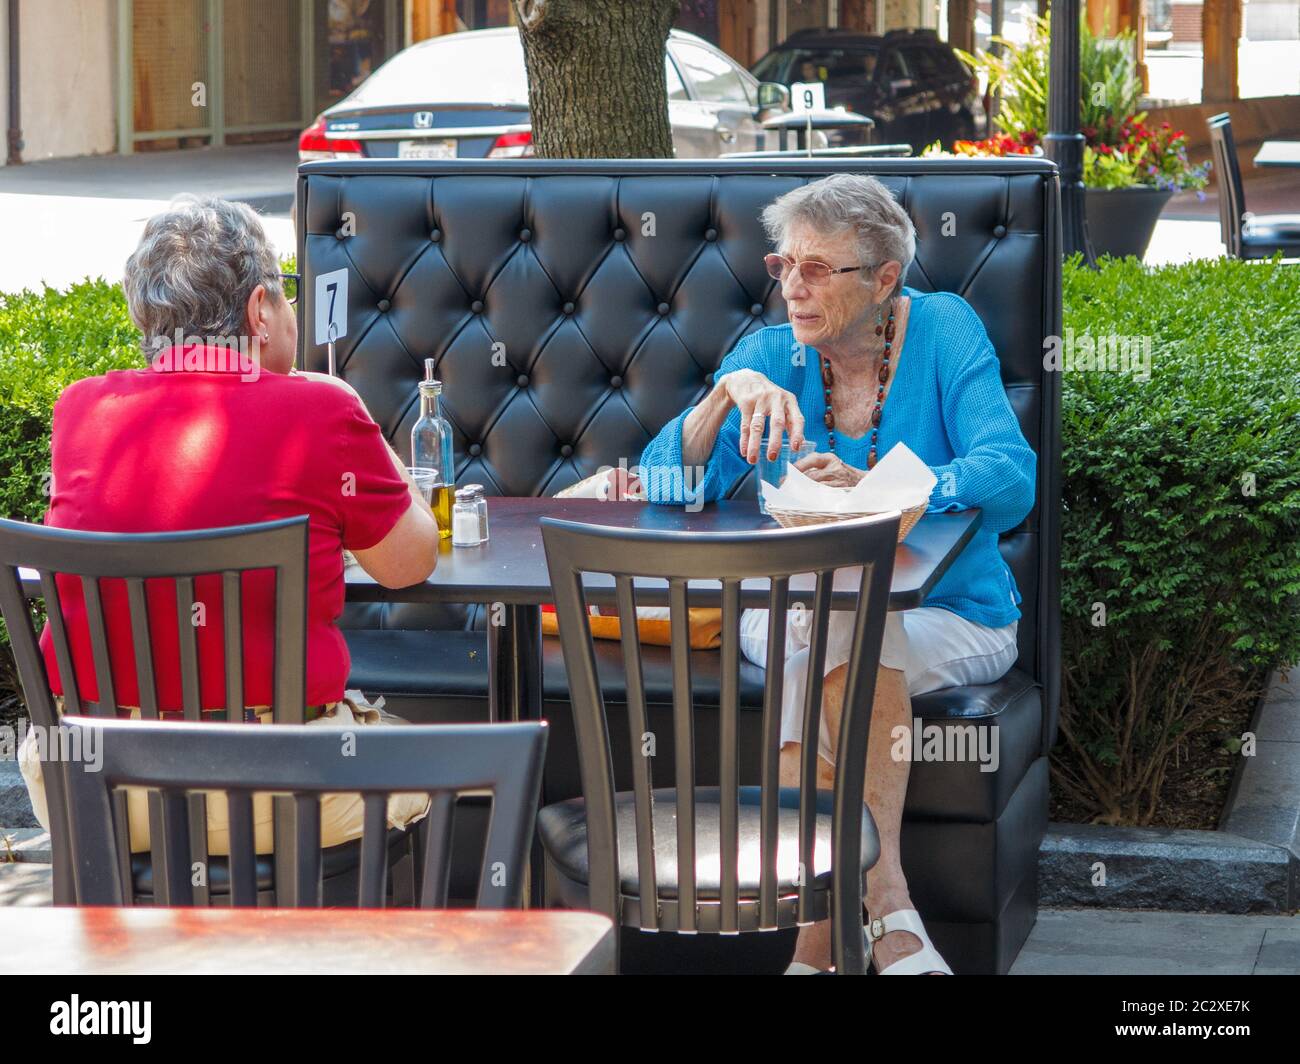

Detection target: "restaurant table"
[345, 497, 983, 727]
[0, 906, 616, 974]
[1253, 140, 1300, 168]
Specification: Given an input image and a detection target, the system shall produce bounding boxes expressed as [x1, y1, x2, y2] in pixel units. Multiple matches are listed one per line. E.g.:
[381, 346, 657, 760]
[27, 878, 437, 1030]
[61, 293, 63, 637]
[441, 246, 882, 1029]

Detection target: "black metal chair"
[60, 717, 547, 908]
[537, 514, 898, 974]
[0, 514, 400, 905]
[1207, 113, 1300, 260]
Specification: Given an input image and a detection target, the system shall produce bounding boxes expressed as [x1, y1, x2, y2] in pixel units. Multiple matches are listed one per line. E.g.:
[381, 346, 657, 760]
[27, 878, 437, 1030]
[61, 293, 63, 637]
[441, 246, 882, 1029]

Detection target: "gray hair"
[123, 195, 283, 351]
[760, 174, 916, 299]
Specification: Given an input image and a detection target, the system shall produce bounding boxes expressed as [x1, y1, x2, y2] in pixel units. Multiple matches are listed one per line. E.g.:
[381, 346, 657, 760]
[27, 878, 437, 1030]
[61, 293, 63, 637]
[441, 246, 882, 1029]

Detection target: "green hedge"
[0, 280, 144, 525]
[1057, 253, 1300, 823]
[0, 279, 143, 699]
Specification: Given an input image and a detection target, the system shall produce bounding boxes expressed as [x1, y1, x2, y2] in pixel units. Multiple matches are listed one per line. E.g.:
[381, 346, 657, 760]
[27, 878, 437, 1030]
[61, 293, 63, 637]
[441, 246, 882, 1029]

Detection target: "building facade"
[0, 0, 1288, 165]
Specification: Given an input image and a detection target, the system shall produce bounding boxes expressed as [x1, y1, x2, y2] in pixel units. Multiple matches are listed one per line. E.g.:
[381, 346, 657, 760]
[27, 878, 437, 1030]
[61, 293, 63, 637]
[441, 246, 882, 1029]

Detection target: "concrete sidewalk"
[0, 859, 1292, 973]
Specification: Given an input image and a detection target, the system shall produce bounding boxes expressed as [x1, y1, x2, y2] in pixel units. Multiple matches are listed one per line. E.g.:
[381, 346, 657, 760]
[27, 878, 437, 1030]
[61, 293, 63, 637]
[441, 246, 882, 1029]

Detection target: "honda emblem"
[413, 111, 434, 129]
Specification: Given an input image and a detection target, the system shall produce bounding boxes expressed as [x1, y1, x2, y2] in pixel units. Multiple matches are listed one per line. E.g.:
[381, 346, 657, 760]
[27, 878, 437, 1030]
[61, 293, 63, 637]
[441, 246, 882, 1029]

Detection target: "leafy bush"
[0, 279, 144, 523]
[956, 11, 1142, 148]
[1056, 253, 1300, 823]
[0, 279, 144, 697]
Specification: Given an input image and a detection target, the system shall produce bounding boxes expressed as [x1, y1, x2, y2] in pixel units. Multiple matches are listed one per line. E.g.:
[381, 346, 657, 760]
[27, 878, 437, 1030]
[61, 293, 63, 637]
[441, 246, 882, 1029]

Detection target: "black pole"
[6, 0, 22, 166]
[1043, 0, 1093, 263]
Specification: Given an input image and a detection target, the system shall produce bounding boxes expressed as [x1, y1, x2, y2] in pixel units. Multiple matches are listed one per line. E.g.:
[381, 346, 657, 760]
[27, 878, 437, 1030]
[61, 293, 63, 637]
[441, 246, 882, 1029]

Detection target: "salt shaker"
[452, 488, 481, 547]
[462, 482, 489, 542]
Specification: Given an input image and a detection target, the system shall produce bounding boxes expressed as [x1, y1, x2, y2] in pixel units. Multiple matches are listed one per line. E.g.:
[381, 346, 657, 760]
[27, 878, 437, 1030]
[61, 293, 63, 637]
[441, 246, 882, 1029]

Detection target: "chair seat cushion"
[537, 785, 880, 898]
[1242, 213, 1300, 249]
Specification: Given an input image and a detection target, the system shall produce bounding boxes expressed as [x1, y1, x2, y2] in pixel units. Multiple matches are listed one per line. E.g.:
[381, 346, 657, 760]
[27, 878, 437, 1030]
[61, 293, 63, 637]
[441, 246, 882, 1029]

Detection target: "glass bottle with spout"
[410, 358, 455, 538]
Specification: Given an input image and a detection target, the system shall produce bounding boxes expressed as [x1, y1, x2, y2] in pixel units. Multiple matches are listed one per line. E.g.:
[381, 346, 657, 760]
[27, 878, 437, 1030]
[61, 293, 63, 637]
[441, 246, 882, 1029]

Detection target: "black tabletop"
[345, 497, 982, 611]
[1253, 140, 1300, 168]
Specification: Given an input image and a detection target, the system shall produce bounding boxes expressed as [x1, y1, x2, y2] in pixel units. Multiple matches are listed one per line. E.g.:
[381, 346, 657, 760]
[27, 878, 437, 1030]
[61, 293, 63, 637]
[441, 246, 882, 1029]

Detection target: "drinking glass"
[757, 436, 815, 515]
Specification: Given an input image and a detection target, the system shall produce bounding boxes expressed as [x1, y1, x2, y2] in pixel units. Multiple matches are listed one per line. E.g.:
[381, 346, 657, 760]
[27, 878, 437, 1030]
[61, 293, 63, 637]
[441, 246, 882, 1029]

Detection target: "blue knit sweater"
[639, 286, 1036, 628]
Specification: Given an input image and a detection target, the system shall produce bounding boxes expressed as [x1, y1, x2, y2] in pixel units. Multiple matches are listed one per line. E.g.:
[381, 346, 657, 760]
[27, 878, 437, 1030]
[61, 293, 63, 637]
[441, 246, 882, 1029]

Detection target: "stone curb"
[1040, 666, 1300, 913]
[1039, 823, 1293, 913]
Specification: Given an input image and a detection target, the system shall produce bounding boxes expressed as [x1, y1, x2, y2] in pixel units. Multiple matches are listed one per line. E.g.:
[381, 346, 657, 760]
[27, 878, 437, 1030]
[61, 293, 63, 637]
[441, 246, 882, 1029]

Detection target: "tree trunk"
[511, 0, 680, 159]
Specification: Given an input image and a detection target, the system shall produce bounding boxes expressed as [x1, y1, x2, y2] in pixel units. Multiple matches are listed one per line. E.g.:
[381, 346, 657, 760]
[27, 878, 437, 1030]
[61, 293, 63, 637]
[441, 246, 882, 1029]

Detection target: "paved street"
[2, 136, 1295, 293]
[0, 143, 297, 292]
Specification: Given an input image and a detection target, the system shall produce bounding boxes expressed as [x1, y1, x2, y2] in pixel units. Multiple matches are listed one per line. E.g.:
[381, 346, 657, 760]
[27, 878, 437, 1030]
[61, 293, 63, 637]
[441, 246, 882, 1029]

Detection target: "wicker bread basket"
[767, 501, 927, 543]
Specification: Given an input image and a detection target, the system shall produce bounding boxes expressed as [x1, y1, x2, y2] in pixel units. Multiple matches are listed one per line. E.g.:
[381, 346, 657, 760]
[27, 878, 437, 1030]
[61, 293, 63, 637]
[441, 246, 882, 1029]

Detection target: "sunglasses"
[280, 272, 300, 305]
[764, 254, 877, 286]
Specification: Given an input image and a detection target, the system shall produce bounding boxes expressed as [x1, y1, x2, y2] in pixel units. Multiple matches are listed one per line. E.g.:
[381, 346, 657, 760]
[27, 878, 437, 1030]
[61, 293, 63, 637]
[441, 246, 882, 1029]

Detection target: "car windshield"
[340, 33, 530, 107]
[787, 47, 880, 86]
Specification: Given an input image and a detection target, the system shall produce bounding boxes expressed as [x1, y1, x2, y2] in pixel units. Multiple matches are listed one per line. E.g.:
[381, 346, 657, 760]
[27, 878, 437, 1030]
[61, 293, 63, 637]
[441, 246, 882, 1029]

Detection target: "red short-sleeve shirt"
[40, 349, 413, 709]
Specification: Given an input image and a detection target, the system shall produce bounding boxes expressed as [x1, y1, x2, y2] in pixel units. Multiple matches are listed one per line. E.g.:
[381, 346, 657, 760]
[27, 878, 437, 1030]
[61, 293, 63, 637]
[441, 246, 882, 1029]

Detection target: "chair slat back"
[1207, 114, 1244, 257]
[0, 516, 310, 904]
[61, 718, 548, 910]
[540, 514, 898, 974]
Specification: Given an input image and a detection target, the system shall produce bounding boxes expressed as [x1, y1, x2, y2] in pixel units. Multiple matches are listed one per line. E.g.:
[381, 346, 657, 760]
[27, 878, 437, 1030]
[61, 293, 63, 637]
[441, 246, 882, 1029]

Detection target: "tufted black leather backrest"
[296, 158, 1061, 739]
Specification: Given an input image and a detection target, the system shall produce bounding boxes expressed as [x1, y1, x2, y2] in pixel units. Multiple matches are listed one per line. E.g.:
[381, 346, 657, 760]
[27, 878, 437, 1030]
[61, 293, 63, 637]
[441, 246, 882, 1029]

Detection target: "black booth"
[295, 157, 1062, 974]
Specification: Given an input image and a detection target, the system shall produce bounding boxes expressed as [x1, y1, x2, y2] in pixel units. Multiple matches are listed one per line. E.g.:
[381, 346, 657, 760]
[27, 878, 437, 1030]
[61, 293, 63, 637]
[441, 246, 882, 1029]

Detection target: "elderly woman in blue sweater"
[639, 174, 1035, 975]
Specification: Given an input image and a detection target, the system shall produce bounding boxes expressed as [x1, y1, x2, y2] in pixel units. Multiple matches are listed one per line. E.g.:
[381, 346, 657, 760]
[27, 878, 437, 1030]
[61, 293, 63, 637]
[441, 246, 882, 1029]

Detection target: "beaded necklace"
[821, 297, 896, 468]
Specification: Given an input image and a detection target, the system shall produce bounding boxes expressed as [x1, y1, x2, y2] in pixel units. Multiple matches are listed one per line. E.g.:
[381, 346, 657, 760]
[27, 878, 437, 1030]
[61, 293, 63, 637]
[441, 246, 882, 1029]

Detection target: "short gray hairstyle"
[760, 174, 916, 299]
[123, 195, 283, 351]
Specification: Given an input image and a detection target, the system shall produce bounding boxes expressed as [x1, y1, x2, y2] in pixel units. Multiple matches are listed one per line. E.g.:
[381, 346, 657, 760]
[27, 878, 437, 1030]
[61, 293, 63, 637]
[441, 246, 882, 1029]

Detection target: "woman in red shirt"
[20, 195, 440, 853]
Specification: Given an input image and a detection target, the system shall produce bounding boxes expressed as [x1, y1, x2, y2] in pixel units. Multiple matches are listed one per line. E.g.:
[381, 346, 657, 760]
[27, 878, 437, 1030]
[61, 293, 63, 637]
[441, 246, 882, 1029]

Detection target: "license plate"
[399, 139, 456, 159]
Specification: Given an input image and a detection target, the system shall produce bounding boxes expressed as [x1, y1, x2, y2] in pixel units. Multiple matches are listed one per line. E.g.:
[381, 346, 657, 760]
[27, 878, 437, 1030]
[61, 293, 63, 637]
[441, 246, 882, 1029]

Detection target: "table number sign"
[314, 268, 349, 375]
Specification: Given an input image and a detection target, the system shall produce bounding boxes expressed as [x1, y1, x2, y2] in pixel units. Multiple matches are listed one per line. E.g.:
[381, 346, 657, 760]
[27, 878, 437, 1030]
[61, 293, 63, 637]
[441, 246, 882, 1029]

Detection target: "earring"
[874, 304, 884, 337]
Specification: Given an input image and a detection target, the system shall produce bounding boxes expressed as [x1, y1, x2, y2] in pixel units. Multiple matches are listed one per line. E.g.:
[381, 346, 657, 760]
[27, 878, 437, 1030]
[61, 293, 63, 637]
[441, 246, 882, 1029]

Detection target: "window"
[665, 55, 689, 101]
[786, 48, 879, 88]
[900, 46, 940, 80]
[751, 50, 788, 83]
[880, 50, 910, 84]
[671, 40, 750, 105]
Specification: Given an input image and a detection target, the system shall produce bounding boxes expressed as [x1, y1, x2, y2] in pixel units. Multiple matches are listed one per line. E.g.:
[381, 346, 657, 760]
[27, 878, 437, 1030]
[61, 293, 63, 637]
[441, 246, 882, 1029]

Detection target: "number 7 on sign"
[314, 268, 349, 375]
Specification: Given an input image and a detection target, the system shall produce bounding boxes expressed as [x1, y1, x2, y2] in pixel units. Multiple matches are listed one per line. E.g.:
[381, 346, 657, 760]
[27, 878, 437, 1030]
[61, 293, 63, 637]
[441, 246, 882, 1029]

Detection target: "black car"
[751, 27, 983, 152]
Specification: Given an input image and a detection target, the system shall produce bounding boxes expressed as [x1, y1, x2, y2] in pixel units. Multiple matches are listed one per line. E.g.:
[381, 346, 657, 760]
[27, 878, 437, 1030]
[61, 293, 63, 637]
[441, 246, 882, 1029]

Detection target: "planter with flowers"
[925, 11, 1210, 261]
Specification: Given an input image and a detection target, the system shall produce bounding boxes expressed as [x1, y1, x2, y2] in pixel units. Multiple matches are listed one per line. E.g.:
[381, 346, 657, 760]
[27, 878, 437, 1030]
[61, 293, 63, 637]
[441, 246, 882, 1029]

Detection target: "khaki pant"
[18, 690, 430, 855]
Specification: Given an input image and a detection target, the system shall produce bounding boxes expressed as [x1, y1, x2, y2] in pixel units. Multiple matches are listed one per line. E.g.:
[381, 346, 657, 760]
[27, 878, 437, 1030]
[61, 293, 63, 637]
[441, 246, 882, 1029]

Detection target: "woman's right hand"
[720, 369, 806, 464]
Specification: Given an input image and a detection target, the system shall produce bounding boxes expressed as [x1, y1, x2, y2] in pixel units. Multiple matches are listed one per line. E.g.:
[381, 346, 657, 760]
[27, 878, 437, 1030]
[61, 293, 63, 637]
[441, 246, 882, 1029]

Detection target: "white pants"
[739, 606, 1019, 765]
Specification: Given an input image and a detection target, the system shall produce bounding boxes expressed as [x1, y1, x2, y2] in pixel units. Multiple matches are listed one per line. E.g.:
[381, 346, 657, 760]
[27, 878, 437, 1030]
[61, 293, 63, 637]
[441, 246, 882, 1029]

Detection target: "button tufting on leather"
[613, 228, 626, 241]
[657, 302, 670, 315]
[609, 375, 622, 388]
[519, 228, 532, 241]
[516, 374, 529, 387]
[993, 224, 1008, 238]
[705, 227, 718, 241]
[560, 444, 573, 457]
[705, 372, 715, 385]
[430, 229, 441, 242]
[562, 301, 575, 314]
[471, 300, 484, 313]
[751, 303, 764, 315]
[468, 443, 482, 457]
[377, 299, 391, 312]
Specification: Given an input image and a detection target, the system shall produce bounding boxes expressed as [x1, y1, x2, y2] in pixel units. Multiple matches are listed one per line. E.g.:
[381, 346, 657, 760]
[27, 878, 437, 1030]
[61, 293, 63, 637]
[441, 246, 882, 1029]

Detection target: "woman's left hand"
[794, 451, 867, 488]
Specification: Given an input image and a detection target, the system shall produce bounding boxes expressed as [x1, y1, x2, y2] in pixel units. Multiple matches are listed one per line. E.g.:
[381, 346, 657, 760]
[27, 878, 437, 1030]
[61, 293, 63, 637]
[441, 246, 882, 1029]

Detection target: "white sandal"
[865, 908, 953, 975]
